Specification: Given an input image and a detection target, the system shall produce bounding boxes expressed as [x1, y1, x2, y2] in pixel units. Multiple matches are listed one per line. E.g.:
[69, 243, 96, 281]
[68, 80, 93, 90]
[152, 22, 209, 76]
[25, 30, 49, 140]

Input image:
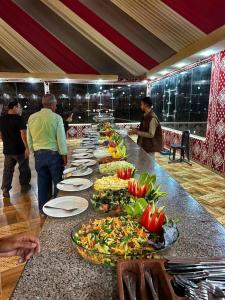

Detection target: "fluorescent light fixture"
[198, 48, 216, 57]
[110, 88, 114, 91]
[159, 69, 170, 75]
[118, 86, 122, 89]
[149, 76, 157, 80]
[174, 62, 188, 68]
[28, 77, 36, 83]
[64, 78, 70, 83]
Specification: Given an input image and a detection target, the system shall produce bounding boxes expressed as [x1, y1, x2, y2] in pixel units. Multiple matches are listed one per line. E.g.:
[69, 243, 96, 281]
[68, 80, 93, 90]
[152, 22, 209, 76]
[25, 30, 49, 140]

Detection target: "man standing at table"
[0, 101, 31, 198]
[130, 97, 162, 158]
[27, 94, 67, 211]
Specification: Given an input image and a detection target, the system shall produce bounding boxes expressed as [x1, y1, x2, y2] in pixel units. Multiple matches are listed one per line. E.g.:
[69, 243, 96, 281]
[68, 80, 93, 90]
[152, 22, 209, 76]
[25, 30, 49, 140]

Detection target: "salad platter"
[71, 213, 178, 266]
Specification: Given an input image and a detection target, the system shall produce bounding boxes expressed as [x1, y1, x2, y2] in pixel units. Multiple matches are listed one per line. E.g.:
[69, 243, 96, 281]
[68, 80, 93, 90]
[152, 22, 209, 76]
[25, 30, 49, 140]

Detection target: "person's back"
[0, 114, 26, 155]
[27, 94, 67, 211]
[28, 109, 63, 152]
[0, 101, 31, 198]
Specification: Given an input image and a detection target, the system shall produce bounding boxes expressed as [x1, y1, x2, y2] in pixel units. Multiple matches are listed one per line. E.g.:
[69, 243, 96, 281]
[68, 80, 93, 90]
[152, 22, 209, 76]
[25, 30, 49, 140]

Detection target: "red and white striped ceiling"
[0, 0, 225, 79]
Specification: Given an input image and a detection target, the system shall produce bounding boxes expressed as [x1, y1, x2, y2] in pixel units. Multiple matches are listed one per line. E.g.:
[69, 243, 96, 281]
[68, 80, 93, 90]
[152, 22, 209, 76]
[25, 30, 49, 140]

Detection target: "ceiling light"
[28, 77, 36, 83]
[142, 80, 148, 84]
[198, 49, 216, 57]
[159, 70, 170, 75]
[149, 76, 156, 80]
[64, 78, 70, 83]
[174, 62, 188, 68]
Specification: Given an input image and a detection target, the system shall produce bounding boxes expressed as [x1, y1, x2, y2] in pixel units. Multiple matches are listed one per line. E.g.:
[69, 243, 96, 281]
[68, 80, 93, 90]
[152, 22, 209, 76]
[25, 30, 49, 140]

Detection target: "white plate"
[63, 167, 77, 175]
[93, 149, 111, 159]
[78, 146, 96, 150]
[72, 153, 94, 159]
[57, 178, 93, 192]
[71, 159, 97, 167]
[70, 168, 93, 177]
[73, 148, 92, 153]
[43, 196, 88, 218]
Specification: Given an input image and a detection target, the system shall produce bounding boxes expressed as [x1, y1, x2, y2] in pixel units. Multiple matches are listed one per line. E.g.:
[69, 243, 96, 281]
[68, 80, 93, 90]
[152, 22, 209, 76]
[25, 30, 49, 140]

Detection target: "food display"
[140, 203, 166, 233]
[94, 176, 130, 191]
[70, 125, 178, 268]
[128, 180, 149, 197]
[97, 122, 113, 132]
[99, 161, 135, 175]
[72, 216, 162, 266]
[116, 167, 134, 180]
[91, 189, 130, 212]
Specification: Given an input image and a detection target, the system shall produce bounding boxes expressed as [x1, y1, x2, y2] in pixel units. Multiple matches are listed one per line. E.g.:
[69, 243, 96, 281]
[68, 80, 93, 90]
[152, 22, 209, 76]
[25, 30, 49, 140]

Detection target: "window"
[149, 62, 212, 137]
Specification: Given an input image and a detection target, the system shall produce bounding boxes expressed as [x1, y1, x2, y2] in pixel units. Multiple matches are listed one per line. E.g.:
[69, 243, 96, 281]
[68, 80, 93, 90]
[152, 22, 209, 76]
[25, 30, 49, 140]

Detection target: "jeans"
[1, 154, 31, 191]
[34, 151, 64, 211]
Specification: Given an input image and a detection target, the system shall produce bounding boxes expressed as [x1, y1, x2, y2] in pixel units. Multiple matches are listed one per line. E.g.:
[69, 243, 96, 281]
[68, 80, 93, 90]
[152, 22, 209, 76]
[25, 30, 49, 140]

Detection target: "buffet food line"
[12, 123, 225, 300]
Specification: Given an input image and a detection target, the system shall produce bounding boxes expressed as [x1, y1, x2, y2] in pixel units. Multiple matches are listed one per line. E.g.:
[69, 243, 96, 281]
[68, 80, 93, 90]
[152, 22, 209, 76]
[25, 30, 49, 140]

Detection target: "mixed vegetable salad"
[73, 216, 158, 257]
[92, 189, 130, 212]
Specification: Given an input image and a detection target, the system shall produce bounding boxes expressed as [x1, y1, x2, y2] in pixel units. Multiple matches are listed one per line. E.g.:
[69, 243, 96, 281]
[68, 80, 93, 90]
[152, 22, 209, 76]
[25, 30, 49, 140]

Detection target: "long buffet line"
[12, 122, 225, 300]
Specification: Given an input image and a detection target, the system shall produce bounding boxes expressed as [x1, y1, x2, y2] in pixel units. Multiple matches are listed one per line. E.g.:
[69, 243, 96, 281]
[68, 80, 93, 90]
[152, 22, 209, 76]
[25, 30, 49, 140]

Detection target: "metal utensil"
[44, 205, 79, 211]
[122, 270, 137, 300]
[60, 182, 83, 187]
[144, 269, 159, 300]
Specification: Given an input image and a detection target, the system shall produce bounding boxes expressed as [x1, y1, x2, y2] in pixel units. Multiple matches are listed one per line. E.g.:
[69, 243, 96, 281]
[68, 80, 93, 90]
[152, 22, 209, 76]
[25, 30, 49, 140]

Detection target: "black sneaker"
[21, 184, 31, 193]
[2, 189, 10, 198]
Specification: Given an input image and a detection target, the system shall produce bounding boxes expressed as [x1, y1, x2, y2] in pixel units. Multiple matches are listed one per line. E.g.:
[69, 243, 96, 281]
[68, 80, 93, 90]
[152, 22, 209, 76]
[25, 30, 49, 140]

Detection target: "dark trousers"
[1, 154, 31, 191]
[34, 151, 64, 211]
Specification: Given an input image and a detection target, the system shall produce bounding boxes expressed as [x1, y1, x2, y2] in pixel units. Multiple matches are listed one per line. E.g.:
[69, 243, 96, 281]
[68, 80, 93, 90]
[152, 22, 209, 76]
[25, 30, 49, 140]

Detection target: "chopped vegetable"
[94, 176, 130, 191]
[124, 198, 148, 216]
[140, 203, 166, 234]
[116, 167, 134, 180]
[73, 216, 158, 258]
[92, 189, 131, 212]
[128, 180, 149, 198]
[99, 161, 135, 175]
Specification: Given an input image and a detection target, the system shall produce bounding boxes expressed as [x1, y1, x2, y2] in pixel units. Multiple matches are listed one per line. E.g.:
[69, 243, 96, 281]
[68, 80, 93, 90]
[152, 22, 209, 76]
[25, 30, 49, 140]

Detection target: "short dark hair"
[8, 101, 19, 110]
[141, 97, 153, 108]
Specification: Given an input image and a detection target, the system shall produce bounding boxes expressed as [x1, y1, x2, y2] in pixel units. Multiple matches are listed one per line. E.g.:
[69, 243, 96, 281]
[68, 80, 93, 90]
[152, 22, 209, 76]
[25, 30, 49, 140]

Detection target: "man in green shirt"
[27, 94, 67, 211]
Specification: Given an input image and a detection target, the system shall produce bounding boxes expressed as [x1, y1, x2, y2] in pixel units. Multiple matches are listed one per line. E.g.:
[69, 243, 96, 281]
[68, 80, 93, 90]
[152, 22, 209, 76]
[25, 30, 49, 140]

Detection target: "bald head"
[42, 94, 57, 111]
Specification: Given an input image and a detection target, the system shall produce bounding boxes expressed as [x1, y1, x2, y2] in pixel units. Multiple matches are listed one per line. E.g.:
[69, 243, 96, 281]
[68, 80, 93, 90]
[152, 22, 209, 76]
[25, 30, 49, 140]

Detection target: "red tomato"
[140, 205, 166, 233]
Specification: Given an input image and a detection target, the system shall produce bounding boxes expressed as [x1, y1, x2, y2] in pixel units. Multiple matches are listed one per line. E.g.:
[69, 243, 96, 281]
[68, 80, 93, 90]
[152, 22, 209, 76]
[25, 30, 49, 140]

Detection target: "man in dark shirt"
[0, 101, 31, 198]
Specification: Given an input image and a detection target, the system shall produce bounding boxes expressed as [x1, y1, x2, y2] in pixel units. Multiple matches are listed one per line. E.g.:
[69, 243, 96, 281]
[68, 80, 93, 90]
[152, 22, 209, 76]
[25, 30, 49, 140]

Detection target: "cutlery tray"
[117, 259, 186, 300]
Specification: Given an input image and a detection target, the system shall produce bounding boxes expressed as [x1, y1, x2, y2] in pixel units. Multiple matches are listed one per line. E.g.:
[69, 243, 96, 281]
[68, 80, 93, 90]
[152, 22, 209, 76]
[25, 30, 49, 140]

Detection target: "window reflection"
[150, 62, 212, 137]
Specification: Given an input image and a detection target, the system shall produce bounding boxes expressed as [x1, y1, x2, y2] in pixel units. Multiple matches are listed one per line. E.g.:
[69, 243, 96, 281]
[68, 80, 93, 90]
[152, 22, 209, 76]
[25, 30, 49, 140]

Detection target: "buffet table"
[11, 138, 225, 300]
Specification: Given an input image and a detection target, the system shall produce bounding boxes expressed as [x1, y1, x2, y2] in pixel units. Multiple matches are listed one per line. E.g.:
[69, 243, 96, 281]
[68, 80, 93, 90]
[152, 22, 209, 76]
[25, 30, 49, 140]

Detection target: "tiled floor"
[0, 139, 224, 299]
[155, 153, 225, 225]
